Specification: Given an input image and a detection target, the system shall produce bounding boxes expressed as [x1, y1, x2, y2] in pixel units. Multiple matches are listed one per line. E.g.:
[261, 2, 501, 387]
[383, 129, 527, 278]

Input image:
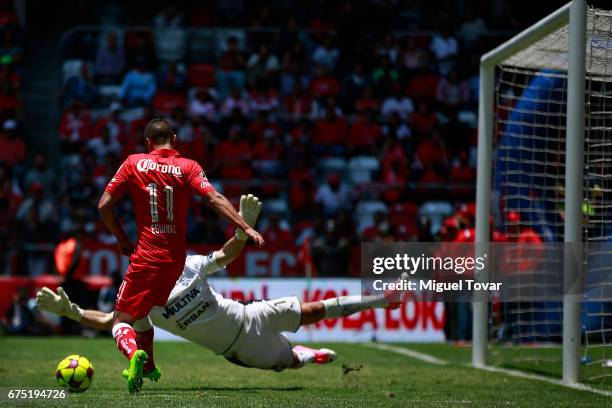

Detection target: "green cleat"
[122, 366, 161, 382]
[126, 349, 148, 394]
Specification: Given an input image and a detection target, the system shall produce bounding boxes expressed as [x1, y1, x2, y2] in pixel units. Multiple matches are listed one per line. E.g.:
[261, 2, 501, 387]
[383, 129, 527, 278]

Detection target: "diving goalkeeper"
[37, 195, 399, 375]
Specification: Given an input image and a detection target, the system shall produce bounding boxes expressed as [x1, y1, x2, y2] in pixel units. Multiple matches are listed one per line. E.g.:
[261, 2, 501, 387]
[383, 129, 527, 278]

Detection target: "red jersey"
[105, 148, 215, 267]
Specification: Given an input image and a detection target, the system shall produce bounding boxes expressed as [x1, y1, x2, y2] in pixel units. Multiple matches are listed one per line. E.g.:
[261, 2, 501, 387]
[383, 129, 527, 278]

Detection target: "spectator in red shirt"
[0, 81, 20, 111]
[262, 214, 294, 249]
[0, 62, 20, 91]
[410, 100, 439, 137]
[284, 83, 312, 120]
[217, 36, 246, 98]
[59, 103, 92, 147]
[152, 90, 187, 115]
[246, 110, 281, 142]
[406, 65, 439, 101]
[417, 164, 446, 197]
[504, 211, 544, 275]
[309, 65, 340, 100]
[415, 129, 448, 169]
[0, 163, 21, 236]
[289, 178, 315, 220]
[449, 150, 476, 199]
[382, 160, 410, 203]
[354, 85, 380, 113]
[94, 102, 126, 144]
[349, 109, 382, 155]
[0, 120, 25, 167]
[215, 126, 253, 180]
[381, 133, 407, 170]
[253, 132, 283, 178]
[313, 104, 347, 156]
[362, 211, 387, 241]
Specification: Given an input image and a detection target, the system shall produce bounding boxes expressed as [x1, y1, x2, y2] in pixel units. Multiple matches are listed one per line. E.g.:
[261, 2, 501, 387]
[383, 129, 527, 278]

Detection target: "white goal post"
[474, 0, 601, 385]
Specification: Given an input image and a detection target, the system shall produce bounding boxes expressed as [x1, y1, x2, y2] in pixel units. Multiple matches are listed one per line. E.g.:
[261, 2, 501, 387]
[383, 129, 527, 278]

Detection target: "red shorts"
[115, 263, 183, 319]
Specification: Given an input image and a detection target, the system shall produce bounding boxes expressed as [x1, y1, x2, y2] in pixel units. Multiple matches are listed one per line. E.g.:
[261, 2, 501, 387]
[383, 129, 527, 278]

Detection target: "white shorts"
[223, 296, 301, 371]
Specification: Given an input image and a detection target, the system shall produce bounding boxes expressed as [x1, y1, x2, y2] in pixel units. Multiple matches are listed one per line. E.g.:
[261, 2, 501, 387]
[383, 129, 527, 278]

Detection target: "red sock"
[136, 328, 156, 373]
[112, 323, 138, 360]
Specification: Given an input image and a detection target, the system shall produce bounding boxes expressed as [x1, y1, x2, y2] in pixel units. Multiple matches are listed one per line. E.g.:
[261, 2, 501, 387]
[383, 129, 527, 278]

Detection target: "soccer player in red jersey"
[98, 118, 264, 393]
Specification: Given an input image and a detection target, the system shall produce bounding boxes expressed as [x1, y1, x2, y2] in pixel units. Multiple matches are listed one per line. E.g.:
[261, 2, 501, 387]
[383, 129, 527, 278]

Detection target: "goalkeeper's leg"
[301, 274, 409, 324]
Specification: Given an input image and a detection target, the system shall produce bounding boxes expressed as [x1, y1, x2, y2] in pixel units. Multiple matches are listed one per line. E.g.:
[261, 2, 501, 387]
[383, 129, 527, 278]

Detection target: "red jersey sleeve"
[105, 157, 132, 197]
[188, 162, 216, 196]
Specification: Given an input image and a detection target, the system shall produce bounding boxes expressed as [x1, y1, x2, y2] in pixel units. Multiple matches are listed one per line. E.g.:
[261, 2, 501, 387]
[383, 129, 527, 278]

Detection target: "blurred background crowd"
[0, 0, 560, 335]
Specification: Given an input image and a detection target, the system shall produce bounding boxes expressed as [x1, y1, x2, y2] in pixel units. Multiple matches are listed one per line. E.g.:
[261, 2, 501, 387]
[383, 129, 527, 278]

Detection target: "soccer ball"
[55, 354, 94, 392]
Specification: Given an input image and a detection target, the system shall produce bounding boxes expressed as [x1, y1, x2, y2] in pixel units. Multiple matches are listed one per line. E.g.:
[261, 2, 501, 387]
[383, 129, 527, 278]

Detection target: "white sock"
[321, 295, 389, 319]
[293, 347, 315, 367]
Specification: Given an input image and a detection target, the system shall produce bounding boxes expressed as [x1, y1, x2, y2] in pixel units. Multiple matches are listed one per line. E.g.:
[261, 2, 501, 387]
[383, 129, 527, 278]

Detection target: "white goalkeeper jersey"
[148, 254, 244, 354]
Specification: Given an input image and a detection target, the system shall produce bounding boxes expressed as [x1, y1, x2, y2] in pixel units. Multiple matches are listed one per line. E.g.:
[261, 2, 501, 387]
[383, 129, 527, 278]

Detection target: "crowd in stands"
[1, 0, 535, 278]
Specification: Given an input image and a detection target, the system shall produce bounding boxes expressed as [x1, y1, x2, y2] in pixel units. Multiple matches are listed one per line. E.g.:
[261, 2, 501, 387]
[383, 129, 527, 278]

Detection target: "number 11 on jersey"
[147, 183, 174, 222]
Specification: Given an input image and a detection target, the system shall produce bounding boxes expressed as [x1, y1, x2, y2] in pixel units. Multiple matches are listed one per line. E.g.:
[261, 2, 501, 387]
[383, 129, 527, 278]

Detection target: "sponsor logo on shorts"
[136, 158, 182, 176]
[162, 287, 201, 318]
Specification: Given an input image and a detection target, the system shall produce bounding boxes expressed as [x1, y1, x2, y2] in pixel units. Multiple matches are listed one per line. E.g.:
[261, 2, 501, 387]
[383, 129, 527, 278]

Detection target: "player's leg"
[300, 294, 389, 324]
[119, 317, 161, 382]
[300, 272, 410, 324]
[112, 309, 148, 394]
[133, 317, 161, 381]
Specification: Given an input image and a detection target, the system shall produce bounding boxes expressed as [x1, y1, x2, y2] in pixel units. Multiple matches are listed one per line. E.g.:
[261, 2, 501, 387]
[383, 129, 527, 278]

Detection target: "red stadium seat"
[187, 63, 216, 88]
[152, 92, 187, 114]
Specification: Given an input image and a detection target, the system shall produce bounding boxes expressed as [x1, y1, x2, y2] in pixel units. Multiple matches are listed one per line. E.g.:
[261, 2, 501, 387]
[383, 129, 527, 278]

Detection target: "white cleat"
[294, 345, 337, 364]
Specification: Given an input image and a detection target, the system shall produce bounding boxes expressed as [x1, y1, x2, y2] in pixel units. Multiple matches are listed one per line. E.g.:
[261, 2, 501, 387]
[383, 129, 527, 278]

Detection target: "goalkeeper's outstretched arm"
[209, 194, 262, 271]
[35, 287, 113, 330]
[80, 309, 113, 330]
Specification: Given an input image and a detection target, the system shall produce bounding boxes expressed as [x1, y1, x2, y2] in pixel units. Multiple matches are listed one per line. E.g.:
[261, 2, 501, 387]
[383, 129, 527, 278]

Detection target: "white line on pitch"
[363, 343, 447, 365]
[364, 343, 612, 397]
[476, 365, 612, 397]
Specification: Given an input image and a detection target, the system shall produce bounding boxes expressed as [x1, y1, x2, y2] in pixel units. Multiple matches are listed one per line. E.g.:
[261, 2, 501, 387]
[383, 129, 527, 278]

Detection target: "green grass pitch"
[0, 337, 608, 407]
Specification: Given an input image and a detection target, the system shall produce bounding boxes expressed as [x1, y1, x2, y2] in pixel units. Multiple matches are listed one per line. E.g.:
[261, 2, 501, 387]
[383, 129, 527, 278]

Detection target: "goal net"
[486, 5, 612, 387]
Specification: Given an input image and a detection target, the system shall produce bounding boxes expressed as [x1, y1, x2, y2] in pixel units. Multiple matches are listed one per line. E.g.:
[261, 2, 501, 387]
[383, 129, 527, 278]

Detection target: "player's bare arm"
[98, 191, 134, 256]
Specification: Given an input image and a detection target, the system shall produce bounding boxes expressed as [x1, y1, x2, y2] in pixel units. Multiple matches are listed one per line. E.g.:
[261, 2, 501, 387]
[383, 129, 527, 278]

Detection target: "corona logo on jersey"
[136, 158, 182, 176]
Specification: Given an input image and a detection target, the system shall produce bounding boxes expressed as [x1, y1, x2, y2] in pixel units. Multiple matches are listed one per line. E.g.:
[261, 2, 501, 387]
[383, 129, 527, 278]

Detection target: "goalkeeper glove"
[36, 286, 84, 322]
[235, 194, 263, 241]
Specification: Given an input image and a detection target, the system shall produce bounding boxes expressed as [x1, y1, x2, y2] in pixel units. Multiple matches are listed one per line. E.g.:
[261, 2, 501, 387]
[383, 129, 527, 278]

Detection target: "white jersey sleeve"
[185, 253, 225, 276]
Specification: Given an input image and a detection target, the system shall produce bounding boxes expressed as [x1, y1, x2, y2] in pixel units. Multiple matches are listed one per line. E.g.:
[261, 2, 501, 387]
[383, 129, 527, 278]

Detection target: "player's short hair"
[144, 118, 174, 144]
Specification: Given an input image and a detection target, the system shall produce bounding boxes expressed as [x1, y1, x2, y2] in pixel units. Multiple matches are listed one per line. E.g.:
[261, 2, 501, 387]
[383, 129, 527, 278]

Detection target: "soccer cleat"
[122, 366, 161, 382]
[126, 349, 148, 394]
[294, 345, 337, 364]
